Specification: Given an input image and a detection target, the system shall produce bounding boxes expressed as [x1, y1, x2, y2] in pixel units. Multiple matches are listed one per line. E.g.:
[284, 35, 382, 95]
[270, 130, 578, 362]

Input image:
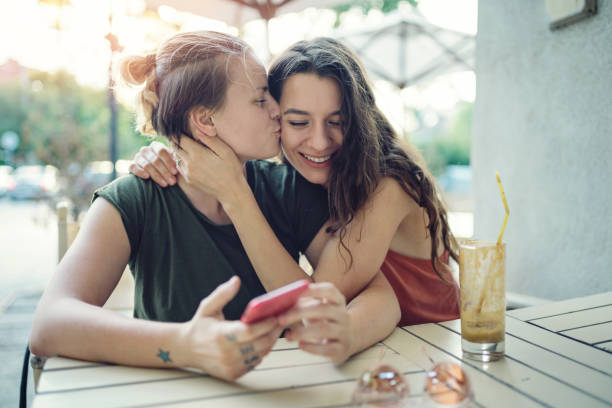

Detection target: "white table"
[32, 292, 612, 407]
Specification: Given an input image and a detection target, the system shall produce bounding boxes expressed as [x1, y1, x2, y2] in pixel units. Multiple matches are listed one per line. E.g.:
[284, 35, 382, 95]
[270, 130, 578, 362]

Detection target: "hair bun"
[144, 54, 156, 71]
[120, 53, 156, 85]
[118, 53, 159, 136]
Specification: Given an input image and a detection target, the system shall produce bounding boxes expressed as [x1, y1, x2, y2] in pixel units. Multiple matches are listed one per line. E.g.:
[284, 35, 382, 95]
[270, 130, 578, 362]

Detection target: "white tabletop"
[33, 292, 612, 407]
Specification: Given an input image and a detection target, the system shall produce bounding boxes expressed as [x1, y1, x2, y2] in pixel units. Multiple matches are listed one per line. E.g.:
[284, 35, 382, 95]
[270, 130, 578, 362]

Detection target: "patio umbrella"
[145, 0, 347, 28]
[334, 7, 475, 89]
[145, 0, 347, 60]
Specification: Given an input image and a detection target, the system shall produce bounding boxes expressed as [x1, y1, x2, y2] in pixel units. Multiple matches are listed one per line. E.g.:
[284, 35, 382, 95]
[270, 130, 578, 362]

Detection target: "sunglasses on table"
[352, 360, 474, 407]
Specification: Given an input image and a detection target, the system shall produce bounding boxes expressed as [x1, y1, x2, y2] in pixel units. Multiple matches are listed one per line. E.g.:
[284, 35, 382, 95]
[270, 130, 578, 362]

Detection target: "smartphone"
[240, 279, 310, 324]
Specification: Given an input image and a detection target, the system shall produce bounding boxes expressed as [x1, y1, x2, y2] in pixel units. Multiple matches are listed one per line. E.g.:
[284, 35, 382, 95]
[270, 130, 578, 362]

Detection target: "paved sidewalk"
[0, 290, 41, 408]
[0, 199, 56, 407]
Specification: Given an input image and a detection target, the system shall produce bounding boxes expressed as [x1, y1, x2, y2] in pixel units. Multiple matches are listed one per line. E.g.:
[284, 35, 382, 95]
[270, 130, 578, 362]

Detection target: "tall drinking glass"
[459, 240, 506, 362]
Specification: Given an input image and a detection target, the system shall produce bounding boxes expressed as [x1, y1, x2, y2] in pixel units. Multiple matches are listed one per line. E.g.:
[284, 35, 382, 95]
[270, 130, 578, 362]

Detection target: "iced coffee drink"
[459, 240, 506, 361]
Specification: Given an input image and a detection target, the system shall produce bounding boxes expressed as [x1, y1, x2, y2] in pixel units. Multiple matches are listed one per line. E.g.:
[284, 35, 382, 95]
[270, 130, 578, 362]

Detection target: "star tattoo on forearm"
[157, 349, 172, 363]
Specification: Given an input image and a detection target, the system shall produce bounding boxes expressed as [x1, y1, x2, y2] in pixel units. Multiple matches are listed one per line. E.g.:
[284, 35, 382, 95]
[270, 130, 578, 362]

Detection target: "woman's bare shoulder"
[372, 177, 419, 211]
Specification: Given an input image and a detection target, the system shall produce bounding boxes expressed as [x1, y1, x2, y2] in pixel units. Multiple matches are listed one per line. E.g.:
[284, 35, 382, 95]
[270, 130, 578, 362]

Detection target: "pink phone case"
[240, 279, 310, 324]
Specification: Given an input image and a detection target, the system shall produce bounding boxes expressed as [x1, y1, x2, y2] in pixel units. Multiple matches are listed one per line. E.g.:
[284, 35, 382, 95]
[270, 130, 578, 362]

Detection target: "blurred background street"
[0, 199, 56, 300]
[0, 198, 56, 407]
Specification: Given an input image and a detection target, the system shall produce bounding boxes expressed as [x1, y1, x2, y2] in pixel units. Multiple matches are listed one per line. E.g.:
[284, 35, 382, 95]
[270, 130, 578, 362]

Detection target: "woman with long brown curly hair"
[133, 37, 459, 328]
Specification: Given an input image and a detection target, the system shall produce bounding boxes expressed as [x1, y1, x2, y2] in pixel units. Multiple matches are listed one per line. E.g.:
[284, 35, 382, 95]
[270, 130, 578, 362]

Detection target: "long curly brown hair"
[268, 37, 458, 280]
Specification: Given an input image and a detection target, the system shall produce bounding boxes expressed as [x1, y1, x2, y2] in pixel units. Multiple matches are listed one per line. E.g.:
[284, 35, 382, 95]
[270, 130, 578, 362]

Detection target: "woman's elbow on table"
[28, 293, 83, 358]
[29, 306, 56, 357]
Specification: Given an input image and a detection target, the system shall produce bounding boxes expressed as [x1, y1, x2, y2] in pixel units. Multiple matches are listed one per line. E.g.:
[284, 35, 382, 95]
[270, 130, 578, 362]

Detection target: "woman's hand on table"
[129, 141, 177, 187]
[176, 132, 248, 206]
[178, 276, 282, 381]
[279, 282, 353, 365]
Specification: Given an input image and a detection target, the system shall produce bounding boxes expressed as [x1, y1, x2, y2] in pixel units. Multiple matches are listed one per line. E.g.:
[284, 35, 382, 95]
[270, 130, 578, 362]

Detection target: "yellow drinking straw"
[496, 171, 509, 245]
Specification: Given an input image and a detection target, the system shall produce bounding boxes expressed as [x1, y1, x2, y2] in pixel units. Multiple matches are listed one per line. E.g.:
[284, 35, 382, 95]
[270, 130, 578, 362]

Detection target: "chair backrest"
[57, 201, 80, 262]
[24, 200, 136, 403]
[56, 200, 135, 311]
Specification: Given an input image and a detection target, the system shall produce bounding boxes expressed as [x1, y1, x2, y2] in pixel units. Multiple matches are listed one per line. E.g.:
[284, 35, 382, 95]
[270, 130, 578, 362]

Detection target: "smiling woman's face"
[279, 73, 344, 186]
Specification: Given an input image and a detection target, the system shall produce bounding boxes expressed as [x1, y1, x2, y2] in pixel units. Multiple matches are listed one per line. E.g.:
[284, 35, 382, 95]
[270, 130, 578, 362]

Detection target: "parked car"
[0, 165, 15, 197]
[65, 160, 131, 213]
[8, 165, 60, 200]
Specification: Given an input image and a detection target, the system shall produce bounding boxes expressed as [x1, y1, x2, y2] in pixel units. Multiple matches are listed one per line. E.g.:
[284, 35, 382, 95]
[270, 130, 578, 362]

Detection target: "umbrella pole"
[263, 18, 271, 64]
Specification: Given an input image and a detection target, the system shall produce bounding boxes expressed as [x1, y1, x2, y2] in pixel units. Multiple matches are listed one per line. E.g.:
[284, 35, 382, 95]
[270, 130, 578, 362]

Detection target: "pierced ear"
[190, 106, 216, 138]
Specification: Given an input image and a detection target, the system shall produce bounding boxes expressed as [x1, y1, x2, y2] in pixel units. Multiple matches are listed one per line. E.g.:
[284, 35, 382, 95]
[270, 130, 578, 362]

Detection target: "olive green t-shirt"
[94, 160, 328, 322]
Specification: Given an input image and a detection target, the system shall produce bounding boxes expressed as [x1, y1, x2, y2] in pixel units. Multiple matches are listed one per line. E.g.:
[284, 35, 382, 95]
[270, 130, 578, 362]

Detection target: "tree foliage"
[0, 85, 27, 146]
[414, 102, 472, 176]
[0, 69, 148, 170]
[434, 102, 472, 166]
[0, 69, 149, 211]
[333, 0, 417, 17]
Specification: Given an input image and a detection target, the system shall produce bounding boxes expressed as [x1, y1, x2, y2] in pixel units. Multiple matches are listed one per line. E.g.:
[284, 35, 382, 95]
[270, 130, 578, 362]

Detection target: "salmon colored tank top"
[381, 250, 460, 327]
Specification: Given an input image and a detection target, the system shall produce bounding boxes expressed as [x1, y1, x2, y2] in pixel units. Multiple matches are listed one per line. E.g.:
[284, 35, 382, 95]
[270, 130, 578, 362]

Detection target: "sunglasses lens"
[352, 364, 410, 405]
[425, 362, 473, 406]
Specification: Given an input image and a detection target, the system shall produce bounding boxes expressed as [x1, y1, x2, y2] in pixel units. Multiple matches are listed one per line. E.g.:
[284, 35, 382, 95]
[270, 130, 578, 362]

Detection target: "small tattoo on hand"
[226, 334, 237, 342]
[243, 355, 259, 365]
[240, 344, 255, 355]
[157, 349, 172, 363]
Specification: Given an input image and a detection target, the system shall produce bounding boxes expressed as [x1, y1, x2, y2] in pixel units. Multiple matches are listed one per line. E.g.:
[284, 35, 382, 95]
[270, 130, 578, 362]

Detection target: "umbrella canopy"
[335, 8, 475, 89]
[145, 0, 347, 27]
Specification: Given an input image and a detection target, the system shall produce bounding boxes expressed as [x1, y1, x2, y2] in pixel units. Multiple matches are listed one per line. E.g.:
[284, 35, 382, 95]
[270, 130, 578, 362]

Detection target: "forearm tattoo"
[240, 344, 255, 355]
[243, 355, 259, 366]
[157, 348, 172, 363]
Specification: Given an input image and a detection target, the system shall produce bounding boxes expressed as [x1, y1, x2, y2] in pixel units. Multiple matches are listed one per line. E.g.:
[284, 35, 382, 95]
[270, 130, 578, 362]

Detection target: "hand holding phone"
[240, 279, 310, 324]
